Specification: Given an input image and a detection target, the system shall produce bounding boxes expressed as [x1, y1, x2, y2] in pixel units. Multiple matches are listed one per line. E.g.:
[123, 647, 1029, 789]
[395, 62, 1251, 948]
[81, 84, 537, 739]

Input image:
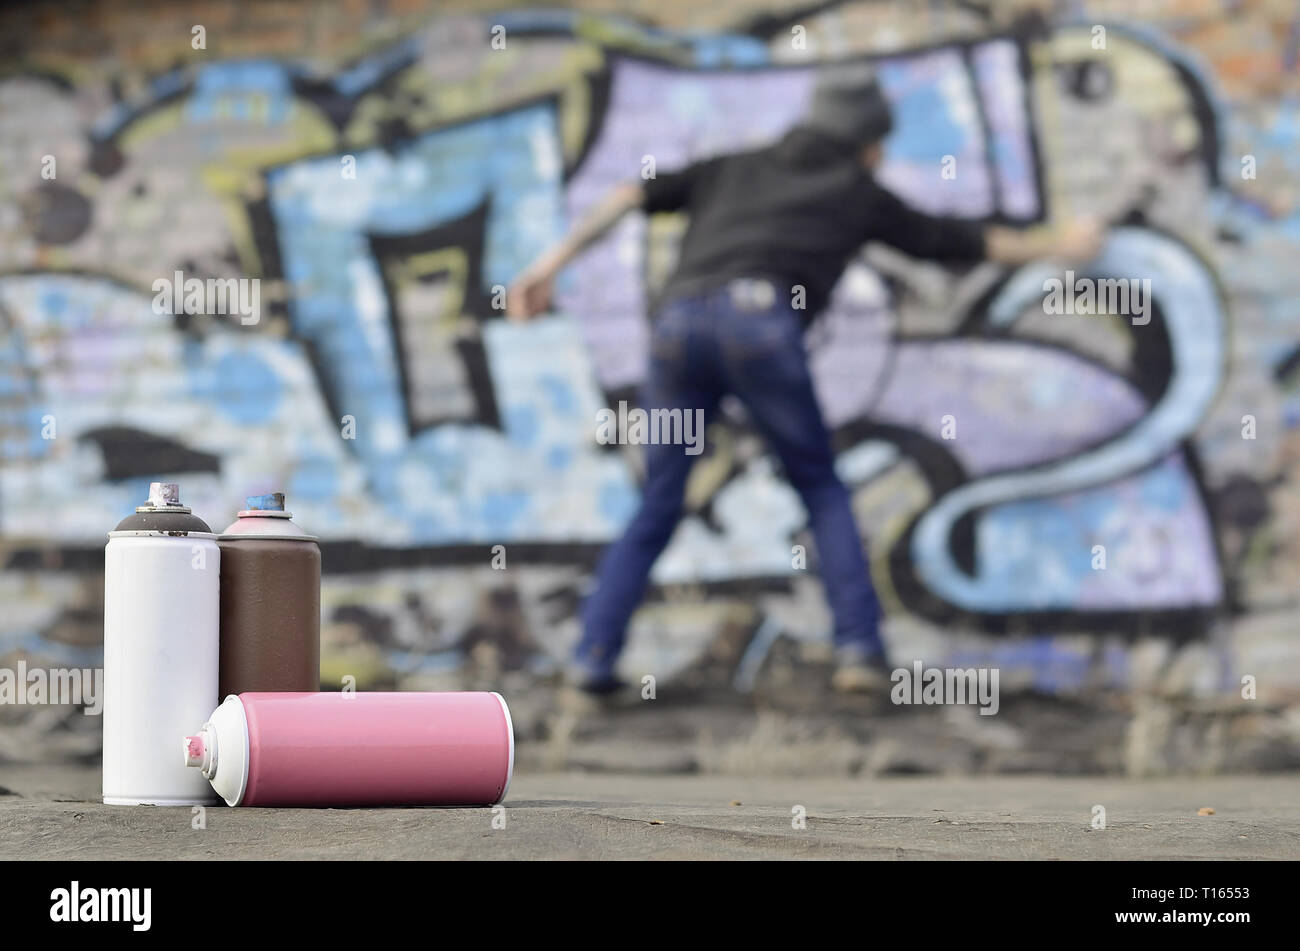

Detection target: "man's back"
[644, 128, 985, 318]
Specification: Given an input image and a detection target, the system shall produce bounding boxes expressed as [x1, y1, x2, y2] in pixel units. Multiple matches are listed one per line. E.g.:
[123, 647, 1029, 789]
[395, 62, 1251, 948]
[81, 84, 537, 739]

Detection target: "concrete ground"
[2, 764, 1298, 859]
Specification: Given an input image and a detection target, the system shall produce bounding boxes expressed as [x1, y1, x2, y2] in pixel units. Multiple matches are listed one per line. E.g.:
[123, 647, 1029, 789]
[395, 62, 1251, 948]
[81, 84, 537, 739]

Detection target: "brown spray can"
[218, 493, 320, 697]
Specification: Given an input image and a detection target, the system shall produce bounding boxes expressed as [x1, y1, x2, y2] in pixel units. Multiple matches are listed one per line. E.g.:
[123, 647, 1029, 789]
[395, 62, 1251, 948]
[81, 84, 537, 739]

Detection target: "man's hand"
[506, 264, 557, 322]
[1054, 218, 1104, 263]
[985, 217, 1105, 267]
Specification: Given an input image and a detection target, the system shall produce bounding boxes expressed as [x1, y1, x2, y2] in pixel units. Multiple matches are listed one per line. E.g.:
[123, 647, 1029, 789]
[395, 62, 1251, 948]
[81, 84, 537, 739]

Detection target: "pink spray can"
[182, 692, 513, 807]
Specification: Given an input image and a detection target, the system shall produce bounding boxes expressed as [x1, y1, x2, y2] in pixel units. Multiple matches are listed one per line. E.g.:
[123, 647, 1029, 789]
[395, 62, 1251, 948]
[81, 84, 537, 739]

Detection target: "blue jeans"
[575, 279, 885, 678]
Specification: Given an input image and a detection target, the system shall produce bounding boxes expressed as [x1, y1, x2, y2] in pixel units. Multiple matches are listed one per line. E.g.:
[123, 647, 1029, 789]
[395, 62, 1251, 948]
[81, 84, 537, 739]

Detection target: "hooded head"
[800, 64, 894, 167]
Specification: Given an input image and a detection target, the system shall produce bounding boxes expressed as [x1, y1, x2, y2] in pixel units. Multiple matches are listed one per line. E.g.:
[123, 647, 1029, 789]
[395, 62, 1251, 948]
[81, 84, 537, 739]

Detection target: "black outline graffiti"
[369, 199, 503, 433]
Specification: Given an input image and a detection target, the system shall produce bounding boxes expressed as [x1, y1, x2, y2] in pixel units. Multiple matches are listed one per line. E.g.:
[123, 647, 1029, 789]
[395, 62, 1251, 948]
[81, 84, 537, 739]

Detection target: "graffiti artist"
[507, 64, 1103, 695]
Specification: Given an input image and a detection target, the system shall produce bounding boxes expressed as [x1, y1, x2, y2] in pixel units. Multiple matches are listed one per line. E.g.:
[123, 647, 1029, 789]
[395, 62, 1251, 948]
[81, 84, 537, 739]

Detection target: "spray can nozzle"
[183, 730, 216, 777]
[236, 492, 293, 519]
[244, 493, 285, 511]
[136, 482, 192, 514]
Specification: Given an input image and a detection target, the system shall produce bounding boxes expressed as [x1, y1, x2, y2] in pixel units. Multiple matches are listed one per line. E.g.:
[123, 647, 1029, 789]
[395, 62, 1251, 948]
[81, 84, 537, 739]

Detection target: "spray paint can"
[103, 482, 219, 805]
[182, 692, 514, 807]
[217, 493, 320, 698]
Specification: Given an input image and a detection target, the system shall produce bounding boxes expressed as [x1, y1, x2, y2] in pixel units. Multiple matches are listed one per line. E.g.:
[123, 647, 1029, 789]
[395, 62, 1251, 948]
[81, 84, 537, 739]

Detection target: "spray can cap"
[221, 491, 315, 539]
[135, 482, 192, 514]
[235, 492, 294, 520]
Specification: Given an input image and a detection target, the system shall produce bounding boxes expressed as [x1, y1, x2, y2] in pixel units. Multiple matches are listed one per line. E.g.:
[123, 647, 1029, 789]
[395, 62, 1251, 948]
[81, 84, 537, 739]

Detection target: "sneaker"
[831, 645, 891, 695]
[564, 662, 625, 696]
[559, 664, 625, 716]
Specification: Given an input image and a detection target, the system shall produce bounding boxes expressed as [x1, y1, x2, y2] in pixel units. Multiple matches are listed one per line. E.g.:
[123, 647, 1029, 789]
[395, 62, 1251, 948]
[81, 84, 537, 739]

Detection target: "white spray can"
[103, 482, 220, 805]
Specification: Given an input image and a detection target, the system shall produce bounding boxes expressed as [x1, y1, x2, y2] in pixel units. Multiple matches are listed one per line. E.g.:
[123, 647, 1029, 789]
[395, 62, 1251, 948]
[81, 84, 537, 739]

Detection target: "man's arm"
[869, 186, 1103, 266]
[506, 157, 714, 321]
[505, 182, 644, 321]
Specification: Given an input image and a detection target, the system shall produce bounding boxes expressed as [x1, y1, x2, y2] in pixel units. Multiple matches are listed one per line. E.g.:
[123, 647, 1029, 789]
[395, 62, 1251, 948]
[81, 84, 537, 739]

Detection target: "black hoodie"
[641, 126, 986, 320]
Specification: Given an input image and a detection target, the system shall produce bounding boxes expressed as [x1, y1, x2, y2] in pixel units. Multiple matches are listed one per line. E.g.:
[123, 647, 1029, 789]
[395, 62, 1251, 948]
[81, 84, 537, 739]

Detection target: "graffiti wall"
[2, 0, 1298, 749]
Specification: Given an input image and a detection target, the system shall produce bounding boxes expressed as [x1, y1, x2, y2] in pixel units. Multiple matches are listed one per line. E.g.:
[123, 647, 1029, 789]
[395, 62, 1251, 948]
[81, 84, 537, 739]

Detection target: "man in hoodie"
[507, 65, 1101, 694]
